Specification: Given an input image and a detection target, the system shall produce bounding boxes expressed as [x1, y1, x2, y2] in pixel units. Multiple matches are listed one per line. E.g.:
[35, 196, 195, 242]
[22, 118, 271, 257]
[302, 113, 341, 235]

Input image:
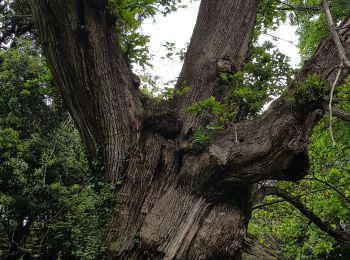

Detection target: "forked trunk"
[26, 0, 350, 259]
[27, 1, 260, 258]
[107, 134, 253, 259]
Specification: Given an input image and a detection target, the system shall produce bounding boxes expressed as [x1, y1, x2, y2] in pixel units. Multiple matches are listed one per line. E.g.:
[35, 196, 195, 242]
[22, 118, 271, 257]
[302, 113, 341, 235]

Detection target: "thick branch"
[28, 0, 142, 182]
[260, 186, 350, 247]
[206, 12, 350, 183]
[173, 0, 260, 134]
[322, 102, 350, 122]
[208, 98, 318, 184]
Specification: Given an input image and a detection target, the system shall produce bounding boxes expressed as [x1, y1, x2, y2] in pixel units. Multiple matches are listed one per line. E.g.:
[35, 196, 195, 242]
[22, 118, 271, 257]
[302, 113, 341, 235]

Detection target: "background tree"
[0, 38, 118, 259]
[1, 0, 350, 259]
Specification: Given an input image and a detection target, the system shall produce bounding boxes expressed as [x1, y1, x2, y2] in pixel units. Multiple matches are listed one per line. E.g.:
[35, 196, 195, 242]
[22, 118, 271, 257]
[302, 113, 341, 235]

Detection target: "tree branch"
[329, 62, 343, 145]
[311, 170, 350, 204]
[276, 0, 321, 12]
[323, 0, 350, 68]
[259, 186, 350, 247]
[323, 1, 350, 144]
[173, 0, 260, 134]
[262, 32, 297, 46]
[28, 0, 142, 182]
[252, 187, 331, 210]
[207, 99, 318, 184]
[252, 198, 285, 210]
[204, 12, 350, 184]
[322, 102, 350, 122]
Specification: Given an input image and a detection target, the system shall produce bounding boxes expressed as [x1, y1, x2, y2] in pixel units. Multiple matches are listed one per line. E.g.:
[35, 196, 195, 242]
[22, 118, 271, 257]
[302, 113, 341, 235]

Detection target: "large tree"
[6, 0, 350, 258]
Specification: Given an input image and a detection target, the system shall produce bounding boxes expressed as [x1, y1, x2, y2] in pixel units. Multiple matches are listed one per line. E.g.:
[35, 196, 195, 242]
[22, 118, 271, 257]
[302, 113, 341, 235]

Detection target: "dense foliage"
[0, 39, 117, 259]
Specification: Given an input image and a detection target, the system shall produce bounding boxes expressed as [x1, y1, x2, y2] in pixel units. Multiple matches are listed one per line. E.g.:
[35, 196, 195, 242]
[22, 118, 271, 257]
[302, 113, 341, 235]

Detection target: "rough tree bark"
[27, 0, 350, 259]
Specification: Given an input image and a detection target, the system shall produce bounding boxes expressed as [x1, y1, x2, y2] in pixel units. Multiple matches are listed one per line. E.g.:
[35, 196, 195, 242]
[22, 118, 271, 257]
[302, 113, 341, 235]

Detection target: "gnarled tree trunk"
[27, 0, 350, 259]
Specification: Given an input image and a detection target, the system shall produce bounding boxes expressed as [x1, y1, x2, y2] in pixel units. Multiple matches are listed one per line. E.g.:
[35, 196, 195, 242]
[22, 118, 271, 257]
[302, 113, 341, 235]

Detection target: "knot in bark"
[216, 55, 234, 73]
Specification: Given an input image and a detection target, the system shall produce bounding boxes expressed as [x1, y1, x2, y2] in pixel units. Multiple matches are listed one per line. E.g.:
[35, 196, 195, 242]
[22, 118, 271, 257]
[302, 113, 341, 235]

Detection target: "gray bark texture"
[27, 0, 350, 259]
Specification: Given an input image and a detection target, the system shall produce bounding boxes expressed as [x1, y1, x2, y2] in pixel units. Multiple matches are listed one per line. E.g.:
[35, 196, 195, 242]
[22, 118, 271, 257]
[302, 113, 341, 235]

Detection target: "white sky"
[139, 1, 300, 84]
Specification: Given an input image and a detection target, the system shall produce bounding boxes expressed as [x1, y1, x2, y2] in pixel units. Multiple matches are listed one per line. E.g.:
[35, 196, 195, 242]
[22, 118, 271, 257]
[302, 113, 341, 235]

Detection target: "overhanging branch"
[259, 186, 350, 247]
[252, 187, 331, 210]
[276, 0, 321, 12]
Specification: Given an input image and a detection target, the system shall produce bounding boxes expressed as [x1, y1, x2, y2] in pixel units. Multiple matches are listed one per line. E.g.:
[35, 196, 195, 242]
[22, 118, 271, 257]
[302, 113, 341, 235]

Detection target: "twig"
[262, 33, 297, 46]
[234, 124, 238, 143]
[38, 228, 50, 251]
[312, 170, 350, 204]
[252, 198, 285, 210]
[43, 185, 87, 224]
[329, 62, 343, 145]
[42, 118, 71, 186]
[276, 0, 321, 12]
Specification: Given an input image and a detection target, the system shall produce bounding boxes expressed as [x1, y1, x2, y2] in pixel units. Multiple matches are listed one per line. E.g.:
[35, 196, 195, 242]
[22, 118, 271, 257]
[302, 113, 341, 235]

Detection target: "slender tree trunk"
[27, 0, 350, 259]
